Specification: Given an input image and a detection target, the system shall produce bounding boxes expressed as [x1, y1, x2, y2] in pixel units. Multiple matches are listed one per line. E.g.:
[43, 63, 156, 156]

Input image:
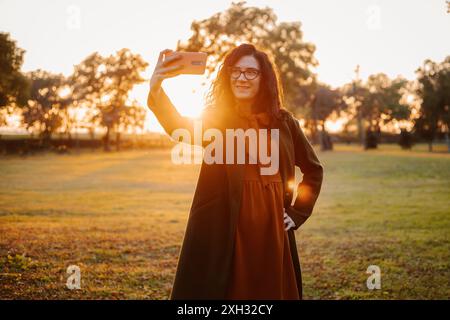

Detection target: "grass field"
[0, 143, 449, 299]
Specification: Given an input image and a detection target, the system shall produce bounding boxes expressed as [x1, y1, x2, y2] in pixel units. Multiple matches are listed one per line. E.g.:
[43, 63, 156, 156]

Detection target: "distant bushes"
[0, 135, 174, 155]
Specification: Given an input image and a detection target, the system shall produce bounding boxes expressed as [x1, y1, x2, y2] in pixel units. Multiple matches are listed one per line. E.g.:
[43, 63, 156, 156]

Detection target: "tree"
[311, 84, 346, 150]
[112, 102, 147, 150]
[342, 73, 410, 148]
[365, 74, 410, 129]
[22, 70, 70, 145]
[414, 56, 450, 152]
[70, 49, 148, 151]
[176, 1, 318, 113]
[0, 32, 29, 124]
[341, 68, 368, 146]
[399, 128, 414, 149]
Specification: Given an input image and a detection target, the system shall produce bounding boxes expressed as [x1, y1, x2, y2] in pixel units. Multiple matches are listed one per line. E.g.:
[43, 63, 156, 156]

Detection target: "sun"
[130, 74, 209, 133]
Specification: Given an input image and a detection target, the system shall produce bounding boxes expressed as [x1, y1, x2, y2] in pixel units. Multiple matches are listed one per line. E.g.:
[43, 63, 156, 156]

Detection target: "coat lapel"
[278, 118, 295, 207]
[223, 111, 246, 225]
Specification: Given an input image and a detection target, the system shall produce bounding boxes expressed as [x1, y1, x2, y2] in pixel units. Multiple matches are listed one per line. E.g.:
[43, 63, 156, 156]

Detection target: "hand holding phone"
[148, 49, 207, 108]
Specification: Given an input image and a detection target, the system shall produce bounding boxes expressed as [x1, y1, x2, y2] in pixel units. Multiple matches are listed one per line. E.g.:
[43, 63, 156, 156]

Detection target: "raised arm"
[147, 49, 217, 146]
[147, 86, 196, 138]
[147, 49, 194, 136]
[285, 116, 324, 230]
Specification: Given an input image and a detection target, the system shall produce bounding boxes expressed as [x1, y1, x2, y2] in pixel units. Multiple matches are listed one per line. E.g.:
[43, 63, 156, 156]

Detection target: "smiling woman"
[146, 44, 324, 300]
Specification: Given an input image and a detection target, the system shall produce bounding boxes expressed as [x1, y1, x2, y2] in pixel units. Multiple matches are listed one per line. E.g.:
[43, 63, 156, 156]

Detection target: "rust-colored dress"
[224, 106, 300, 300]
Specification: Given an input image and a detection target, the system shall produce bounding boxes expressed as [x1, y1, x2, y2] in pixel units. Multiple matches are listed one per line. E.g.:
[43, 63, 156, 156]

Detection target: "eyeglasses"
[228, 67, 261, 80]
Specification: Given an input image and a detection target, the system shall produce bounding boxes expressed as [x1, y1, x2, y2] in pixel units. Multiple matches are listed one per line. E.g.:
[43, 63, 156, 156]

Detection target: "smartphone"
[164, 51, 207, 75]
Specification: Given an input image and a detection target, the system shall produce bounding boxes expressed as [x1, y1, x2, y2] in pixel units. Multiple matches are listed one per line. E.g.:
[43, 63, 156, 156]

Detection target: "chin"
[234, 94, 256, 101]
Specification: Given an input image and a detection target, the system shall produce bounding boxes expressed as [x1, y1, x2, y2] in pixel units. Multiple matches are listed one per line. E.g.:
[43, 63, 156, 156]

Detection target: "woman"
[147, 44, 323, 300]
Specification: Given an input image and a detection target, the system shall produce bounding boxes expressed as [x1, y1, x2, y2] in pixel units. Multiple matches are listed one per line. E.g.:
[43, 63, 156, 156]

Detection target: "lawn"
[0, 143, 449, 299]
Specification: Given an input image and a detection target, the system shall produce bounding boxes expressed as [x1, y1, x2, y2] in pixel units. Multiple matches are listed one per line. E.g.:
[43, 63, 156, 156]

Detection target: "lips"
[236, 85, 250, 89]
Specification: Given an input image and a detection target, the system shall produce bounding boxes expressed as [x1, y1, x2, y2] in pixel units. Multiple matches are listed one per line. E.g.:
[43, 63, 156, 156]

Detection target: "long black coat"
[148, 89, 324, 300]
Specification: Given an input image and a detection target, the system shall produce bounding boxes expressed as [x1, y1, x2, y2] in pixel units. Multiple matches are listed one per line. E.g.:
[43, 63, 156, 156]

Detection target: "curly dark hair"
[206, 43, 290, 124]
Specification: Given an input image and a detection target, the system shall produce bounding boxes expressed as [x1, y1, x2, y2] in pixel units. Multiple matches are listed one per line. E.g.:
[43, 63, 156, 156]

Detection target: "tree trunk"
[103, 126, 111, 152]
[428, 140, 433, 152]
[311, 120, 318, 145]
[74, 128, 79, 151]
[319, 122, 333, 151]
[357, 107, 365, 146]
[89, 128, 95, 152]
[116, 130, 121, 152]
[446, 131, 450, 153]
[40, 122, 51, 148]
[42, 131, 51, 148]
[311, 100, 318, 145]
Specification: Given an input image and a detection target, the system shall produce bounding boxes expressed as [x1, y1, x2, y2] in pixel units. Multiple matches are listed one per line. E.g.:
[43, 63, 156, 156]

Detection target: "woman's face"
[229, 55, 261, 103]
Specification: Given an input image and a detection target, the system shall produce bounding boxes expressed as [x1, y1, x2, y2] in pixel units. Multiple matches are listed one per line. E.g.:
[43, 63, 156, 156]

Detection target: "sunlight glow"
[130, 73, 210, 132]
[59, 86, 71, 98]
[325, 118, 346, 133]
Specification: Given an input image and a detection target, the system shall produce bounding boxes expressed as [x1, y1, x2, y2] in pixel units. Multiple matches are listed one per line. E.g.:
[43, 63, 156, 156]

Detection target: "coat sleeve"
[147, 87, 217, 146]
[285, 115, 324, 230]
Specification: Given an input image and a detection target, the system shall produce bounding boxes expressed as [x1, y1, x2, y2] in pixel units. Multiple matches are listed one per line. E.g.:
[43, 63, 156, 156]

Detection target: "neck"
[235, 99, 254, 113]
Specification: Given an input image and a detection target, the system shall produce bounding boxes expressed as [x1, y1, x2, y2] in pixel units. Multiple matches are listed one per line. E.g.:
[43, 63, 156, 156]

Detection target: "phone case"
[164, 51, 207, 75]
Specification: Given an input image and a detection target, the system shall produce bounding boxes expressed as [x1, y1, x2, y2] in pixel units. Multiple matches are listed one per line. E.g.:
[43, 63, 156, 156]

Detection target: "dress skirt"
[224, 162, 300, 300]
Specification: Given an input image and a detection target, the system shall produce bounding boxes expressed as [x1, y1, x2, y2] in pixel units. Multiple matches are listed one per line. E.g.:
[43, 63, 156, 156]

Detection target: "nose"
[237, 72, 247, 82]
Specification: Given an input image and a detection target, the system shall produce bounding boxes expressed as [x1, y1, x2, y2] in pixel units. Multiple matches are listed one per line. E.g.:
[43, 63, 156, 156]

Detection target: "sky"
[1, 0, 449, 132]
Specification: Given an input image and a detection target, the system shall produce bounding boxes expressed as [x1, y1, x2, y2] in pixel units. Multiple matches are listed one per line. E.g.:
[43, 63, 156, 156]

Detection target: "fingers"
[162, 52, 182, 67]
[151, 64, 183, 88]
[284, 220, 295, 231]
[148, 58, 180, 97]
[155, 49, 177, 71]
[283, 211, 289, 230]
[158, 64, 183, 75]
[154, 50, 182, 81]
[154, 66, 183, 81]
[157, 49, 173, 64]
[157, 50, 182, 69]
[283, 210, 295, 231]
[284, 213, 290, 230]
